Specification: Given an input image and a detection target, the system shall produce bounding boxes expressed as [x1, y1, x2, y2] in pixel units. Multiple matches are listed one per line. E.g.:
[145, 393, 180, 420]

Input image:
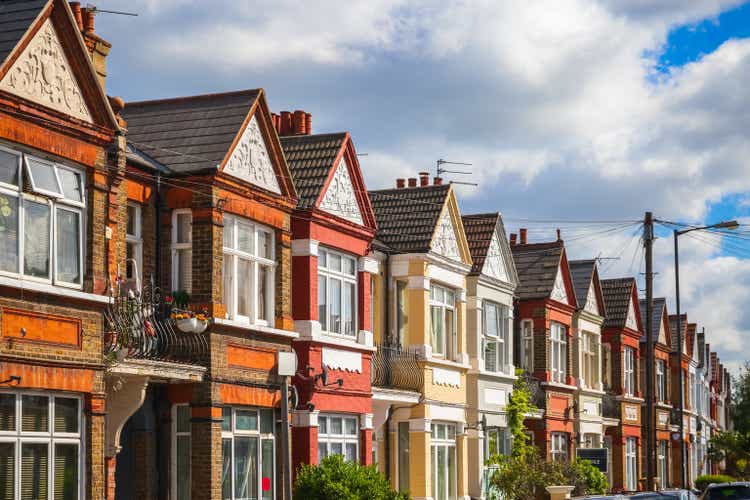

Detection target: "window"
[657, 440, 668, 488]
[520, 320, 534, 372]
[550, 432, 568, 463]
[430, 284, 456, 358]
[0, 147, 85, 288]
[220, 406, 275, 500]
[172, 210, 192, 294]
[581, 331, 599, 389]
[317, 248, 357, 336]
[396, 280, 407, 345]
[484, 302, 510, 374]
[173, 405, 191, 500]
[318, 414, 359, 463]
[582, 433, 600, 449]
[223, 214, 275, 325]
[485, 427, 510, 460]
[623, 347, 636, 396]
[397, 421, 409, 492]
[550, 322, 567, 383]
[0, 391, 83, 499]
[602, 344, 612, 390]
[625, 437, 637, 491]
[431, 423, 457, 500]
[126, 203, 143, 285]
[656, 360, 666, 403]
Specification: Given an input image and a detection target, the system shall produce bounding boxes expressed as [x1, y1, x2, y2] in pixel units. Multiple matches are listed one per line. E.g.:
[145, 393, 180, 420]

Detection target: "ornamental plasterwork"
[625, 298, 638, 330]
[0, 20, 92, 123]
[551, 267, 568, 303]
[224, 114, 281, 194]
[431, 207, 461, 260]
[482, 231, 509, 282]
[584, 283, 599, 315]
[319, 158, 363, 225]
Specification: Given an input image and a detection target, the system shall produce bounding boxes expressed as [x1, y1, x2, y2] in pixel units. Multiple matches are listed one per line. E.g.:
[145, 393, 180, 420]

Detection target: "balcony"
[371, 343, 423, 393]
[104, 280, 208, 366]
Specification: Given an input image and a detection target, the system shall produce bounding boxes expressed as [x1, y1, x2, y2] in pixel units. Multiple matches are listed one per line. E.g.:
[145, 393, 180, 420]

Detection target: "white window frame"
[222, 214, 276, 325]
[625, 437, 637, 491]
[623, 347, 636, 397]
[317, 248, 358, 337]
[430, 422, 457, 500]
[520, 319, 534, 372]
[656, 360, 666, 403]
[171, 209, 193, 294]
[317, 414, 359, 463]
[430, 283, 456, 359]
[126, 202, 143, 285]
[550, 322, 567, 383]
[0, 390, 85, 500]
[483, 301, 511, 374]
[484, 427, 510, 460]
[0, 146, 85, 289]
[550, 432, 568, 463]
[580, 331, 600, 389]
[171, 404, 191, 500]
[395, 279, 407, 346]
[657, 440, 668, 488]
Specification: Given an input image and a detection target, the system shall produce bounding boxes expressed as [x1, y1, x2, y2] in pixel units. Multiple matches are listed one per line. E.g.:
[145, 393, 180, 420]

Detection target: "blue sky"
[96, 0, 750, 373]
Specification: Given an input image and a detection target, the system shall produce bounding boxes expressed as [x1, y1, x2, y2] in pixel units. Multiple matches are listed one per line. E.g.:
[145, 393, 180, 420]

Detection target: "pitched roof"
[686, 323, 697, 358]
[510, 241, 566, 300]
[122, 90, 261, 173]
[601, 277, 636, 329]
[639, 297, 666, 344]
[462, 213, 499, 274]
[0, 0, 47, 66]
[280, 133, 346, 209]
[569, 259, 596, 308]
[368, 184, 450, 253]
[668, 314, 688, 352]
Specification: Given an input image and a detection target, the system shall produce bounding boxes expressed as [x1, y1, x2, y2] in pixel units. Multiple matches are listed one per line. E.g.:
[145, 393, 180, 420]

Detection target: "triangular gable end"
[482, 228, 510, 282]
[0, 18, 92, 123]
[584, 282, 599, 315]
[551, 266, 569, 304]
[431, 204, 462, 261]
[625, 297, 639, 331]
[223, 112, 282, 194]
[319, 157, 364, 225]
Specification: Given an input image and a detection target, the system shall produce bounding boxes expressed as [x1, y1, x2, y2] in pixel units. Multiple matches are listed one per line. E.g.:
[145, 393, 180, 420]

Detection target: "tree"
[708, 363, 750, 479]
[732, 362, 750, 435]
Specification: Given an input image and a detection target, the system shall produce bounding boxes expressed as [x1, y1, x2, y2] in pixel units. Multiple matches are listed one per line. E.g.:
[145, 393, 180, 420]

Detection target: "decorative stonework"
[432, 367, 461, 387]
[584, 283, 599, 315]
[319, 158, 363, 224]
[224, 114, 281, 194]
[482, 230, 509, 282]
[431, 208, 460, 260]
[321, 347, 362, 373]
[0, 20, 92, 123]
[551, 267, 568, 304]
[626, 298, 638, 330]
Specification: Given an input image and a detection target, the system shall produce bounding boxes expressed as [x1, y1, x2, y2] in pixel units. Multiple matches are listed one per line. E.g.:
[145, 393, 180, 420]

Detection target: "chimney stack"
[276, 110, 312, 136]
[419, 172, 430, 187]
[556, 228, 562, 242]
[510, 233, 517, 245]
[408, 178, 417, 188]
[75, 4, 110, 90]
[433, 176, 443, 185]
[519, 228, 527, 245]
[292, 110, 307, 135]
[70, 2, 83, 31]
[396, 178, 405, 189]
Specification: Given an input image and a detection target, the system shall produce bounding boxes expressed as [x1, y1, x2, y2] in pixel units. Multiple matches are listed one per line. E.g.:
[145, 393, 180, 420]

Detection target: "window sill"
[578, 386, 606, 396]
[0, 275, 108, 304]
[214, 318, 299, 339]
[426, 357, 471, 370]
[299, 333, 376, 353]
[478, 369, 516, 380]
[541, 381, 577, 391]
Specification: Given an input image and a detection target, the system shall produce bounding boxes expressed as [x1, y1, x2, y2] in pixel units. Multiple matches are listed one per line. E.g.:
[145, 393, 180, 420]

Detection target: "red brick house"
[276, 120, 378, 472]
[511, 232, 579, 463]
[601, 278, 644, 492]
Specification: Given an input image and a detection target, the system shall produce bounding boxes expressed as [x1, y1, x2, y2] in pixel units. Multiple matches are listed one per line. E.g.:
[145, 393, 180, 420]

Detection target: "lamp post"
[671, 219, 738, 488]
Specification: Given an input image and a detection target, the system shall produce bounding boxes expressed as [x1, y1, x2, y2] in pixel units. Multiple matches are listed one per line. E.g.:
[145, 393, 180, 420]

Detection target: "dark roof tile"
[639, 297, 667, 344]
[0, 0, 46, 65]
[569, 259, 596, 308]
[511, 241, 564, 300]
[462, 213, 499, 274]
[601, 278, 636, 329]
[280, 133, 346, 209]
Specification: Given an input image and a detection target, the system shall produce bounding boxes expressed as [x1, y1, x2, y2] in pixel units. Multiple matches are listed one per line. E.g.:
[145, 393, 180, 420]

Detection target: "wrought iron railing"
[602, 392, 620, 419]
[520, 372, 545, 409]
[104, 280, 208, 365]
[371, 343, 423, 392]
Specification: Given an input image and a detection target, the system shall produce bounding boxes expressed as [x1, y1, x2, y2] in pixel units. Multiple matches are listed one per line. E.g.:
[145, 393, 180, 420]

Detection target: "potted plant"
[171, 309, 198, 333]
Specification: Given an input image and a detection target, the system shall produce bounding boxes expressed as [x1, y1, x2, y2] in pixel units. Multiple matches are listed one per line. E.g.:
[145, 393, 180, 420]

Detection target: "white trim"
[322, 348, 362, 373]
[0, 274, 109, 303]
[409, 418, 431, 433]
[291, 238, 319, 257]
[291, 410, 319, 428]
[317, 246, 358, 338]
[432, 367, 461, 388]
[318, 413, 360, 463]
[213, 318, 299, 339]
[171, 209, 192, 293]
[407, 275, 430, 290]
[357, 256, 378, 274]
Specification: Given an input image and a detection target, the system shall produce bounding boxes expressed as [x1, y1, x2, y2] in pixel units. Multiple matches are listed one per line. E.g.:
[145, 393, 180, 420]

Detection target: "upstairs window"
[126, 203, 143, 284]
[0, 146, 85, 288]
[549, 322, 567, 383]
[580, 331, 600, 389]
[550, 432, 568, 463]
[520, 320, 534, 373]
[318, 248, 357, 337]
[396, 280, 407, 345]
[171, 210, 192, 294]
[623, 347, 636, 397]
[656, 360, 666, 403]
[430, 284, 456, 358]
[484, 301, 510, 374]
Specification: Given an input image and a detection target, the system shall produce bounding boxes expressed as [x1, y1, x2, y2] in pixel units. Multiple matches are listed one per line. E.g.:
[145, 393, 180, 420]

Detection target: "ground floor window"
[173, 405, 191, 500]
[657, 440, 668, 488]
[550, 432, 568, 463]
[398, 421, 409, 492]
[484, 427, 510, 460]
[318, 414, 359, 463]
[220, 406, 275, 500]
[625, 437, 638, 491]
[582, 433, 601, 448]
[431, 422, 457, 500]
[0, 391, 83, 500]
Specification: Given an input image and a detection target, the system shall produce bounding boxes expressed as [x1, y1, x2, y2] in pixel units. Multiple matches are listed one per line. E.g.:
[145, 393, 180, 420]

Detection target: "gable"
[223, 113, 282, 194]
[431, 205, 461, 260]
[0, 18, 91, 122]
[482, 229, 509, 282]
[625, 297, 638, 331]
[584, 282, 599, 315]
[551, 266, 568, 304]
[319, 157, 363, 225]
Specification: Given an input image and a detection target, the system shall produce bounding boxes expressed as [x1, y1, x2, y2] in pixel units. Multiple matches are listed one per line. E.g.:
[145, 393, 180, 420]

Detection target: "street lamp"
[672, 219, 738, 488]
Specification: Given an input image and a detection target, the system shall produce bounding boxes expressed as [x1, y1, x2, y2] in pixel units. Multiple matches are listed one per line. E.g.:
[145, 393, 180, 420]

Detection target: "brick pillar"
[105, 456, 117, 500]
[457, 424, 469, 500]
[358, 271, 371, 332]
[359, 413, 374, 465]
[291, 241, 317, 321]
[191, 404, 223, 500]
[409, 418, 431, 499]
[85, 393, 107, 500]
[291, 410, 319, 482]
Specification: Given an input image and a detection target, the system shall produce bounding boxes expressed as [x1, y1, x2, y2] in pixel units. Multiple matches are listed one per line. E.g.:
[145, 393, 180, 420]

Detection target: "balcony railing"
[104, 280, 208, 365]
[371, 343, 423, 392]
[520, 372, 545, 409]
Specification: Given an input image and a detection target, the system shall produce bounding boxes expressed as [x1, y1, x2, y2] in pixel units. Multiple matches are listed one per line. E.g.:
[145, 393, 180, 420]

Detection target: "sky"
[95, 0, 750, 375]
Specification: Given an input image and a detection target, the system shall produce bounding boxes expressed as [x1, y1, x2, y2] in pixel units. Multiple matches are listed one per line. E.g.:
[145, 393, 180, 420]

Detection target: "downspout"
[383, 251, 392, 480]
[154, 171, 162, 284]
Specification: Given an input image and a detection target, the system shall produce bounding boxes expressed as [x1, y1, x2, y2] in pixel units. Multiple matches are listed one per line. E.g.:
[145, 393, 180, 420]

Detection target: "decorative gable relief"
[657, 319, 667, 345]
[551, 267, 568, 304]
[224, 115, 281, 194]
[0, 19, 92, 123]
[625, 298, 638, 331]
[319, 158, 363, 225]
[584, 283, 599, 315]
[482, 231, 509, 282]
[431, 208, 461, 260]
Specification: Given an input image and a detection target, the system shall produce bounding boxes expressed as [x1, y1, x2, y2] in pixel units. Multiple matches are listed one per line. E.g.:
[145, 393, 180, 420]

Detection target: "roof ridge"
[280, 132, 348, 140]
[126, 89, 262, 108]
[368, 184, 450, 194]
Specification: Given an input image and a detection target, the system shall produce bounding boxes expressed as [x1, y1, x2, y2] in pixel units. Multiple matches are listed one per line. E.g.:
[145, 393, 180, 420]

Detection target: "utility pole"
[644, 212, 656, 490]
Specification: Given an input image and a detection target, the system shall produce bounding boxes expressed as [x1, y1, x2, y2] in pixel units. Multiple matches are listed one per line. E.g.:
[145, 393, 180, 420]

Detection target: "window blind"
[0, 442, 14, 500]
[21, 395, 48, 433]
[21, 443, 48, 500]
[54, 443, 78, 500]
[0, 393, 15, 431]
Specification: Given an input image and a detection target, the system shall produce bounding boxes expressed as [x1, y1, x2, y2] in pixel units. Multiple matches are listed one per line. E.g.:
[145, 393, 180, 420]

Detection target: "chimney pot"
[82, 8, 95, 33]
[419, 171, 430, 187]
[271, 113, 281, 135]
[280, 111, 292, 136]
[510, 233, 517, 245]
[519, 228, 527, 245]
[408, 178, 417, 188]
[70, 2, 83, 31]
[433, 176, 443, 185]
[396, 178, 405, 189]
[293, 110, 306, 135]
[305, 113, 312, 135]
[556, 228, 562, 242]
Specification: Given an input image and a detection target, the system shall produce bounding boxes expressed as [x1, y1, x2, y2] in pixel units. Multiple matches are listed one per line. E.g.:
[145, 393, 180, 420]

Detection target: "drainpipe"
[154, 172, 162, 284]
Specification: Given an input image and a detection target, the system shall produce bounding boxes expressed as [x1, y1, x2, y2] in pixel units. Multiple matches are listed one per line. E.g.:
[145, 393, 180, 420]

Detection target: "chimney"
[292, 110, 307, 135]
[433, 176, 443, 185]
[519, 228, 527, 245]
[76, 6, 111, 90]
[280, 111, 293, 135]
[556, 228, 562, 242]
[408, 178, 417, 188]
[277, 110, 312, 136]
[305, 113, 312, 134]
[510, 233, 517, 245]
[396, 178, 405, 189]
[419, 172, 430, 187]
[270, 113, 281, 135]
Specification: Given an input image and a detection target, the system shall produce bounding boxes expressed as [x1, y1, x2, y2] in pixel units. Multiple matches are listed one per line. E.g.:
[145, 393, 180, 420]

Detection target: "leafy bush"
[695, 474, 736, 491]
[294, 454, 410, 500]
[564, 458, 609, 496]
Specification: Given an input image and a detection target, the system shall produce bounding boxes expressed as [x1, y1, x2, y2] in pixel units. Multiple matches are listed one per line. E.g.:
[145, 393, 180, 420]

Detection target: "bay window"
[318, 414, 359, 463]
[623, 347, 636, 397]
[126, 203, 143, 285]
[220, 406, 275, 500]
[173, 405, 191, 500]
[625, 437, 637, 491]
[550, 432, 568, 463]
[317, 248, 357, 336]
[430, 284, 456, 358]
[550, 322, 567, 383]
[172, 210, 192, 294]
[223, 214, 275, 325]
[0, 146, 84, 288]
[520, 320, 533, 372]
[484, 301, 510, 374]
[656, 360, 666, 403]
[431, 423, 457, 500]
[0, 391, 83, 499]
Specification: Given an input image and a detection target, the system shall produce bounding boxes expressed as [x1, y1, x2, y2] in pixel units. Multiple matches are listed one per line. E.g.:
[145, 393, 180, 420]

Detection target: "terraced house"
[368, 175, 474, 500]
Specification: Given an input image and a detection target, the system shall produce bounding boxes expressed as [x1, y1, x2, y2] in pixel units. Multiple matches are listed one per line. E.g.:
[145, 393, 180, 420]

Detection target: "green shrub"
[564, 458, 609, 496]
[293, 455, 410, 500]
[695, 474, 735, 491]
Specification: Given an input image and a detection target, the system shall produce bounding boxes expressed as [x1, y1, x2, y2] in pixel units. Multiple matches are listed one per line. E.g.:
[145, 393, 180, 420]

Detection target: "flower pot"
[176, 317, 198, 333]
[193, 319, 209, 334]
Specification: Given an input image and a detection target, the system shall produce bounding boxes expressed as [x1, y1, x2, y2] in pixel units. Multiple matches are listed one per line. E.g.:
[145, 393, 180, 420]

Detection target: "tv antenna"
[436, 159, 477, 186]
[84, 4, 139, 16]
